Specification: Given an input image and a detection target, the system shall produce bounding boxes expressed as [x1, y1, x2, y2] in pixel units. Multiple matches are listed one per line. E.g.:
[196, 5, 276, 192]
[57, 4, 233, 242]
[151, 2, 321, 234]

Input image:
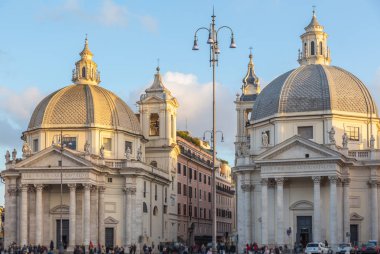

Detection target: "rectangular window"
[189, 168, 193, 180]
[194, 170, 197, 180]
[298, 126, 313, 139]
[125, 141, 132, 153]
[189, 186, 192, 198]
[208, 176, 211, 185]
[199, 172, 202, 182]
[199, 189, 202, 199]
[204, 175, 206, 184]
[200, 208, 203, 218]
[163, 205, 167, 214]
[194, 188, 197, 198]
[107, 177, 112, 183]
[177, 183, 181, 194]
[183, 166, 187, 176]
[143, 181, 146, 198]
[194, 206, 197, 218]
[347, 126, 360, 141]
[102, 137, 112, 151]
[209, 209, 211, 219]
[177, 163, 181, 174]
[189, 205, 192, 217]
[177, 203, 181, 215]
[62, 137, 77, 150]
[183, 184, 187, 196]
[208, 192, 211, 202]
[33, 139, 39, 152]
[183, 204, 187, 216]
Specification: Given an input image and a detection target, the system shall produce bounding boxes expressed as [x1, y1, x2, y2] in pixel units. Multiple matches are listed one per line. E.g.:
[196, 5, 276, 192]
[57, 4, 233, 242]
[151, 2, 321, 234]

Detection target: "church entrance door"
[56, 219, 69, 249]
[105, 228, 114, 248]
[296, 216, 312, 248]
[350, 224, 359, 245]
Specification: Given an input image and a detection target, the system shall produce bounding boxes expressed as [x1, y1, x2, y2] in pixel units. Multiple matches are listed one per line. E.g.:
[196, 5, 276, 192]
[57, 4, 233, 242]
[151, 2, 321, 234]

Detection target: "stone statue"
[342, 132, 348, 148]
[5, 150, 10, 163]
[84, 141, 90, 155]
[11, 149, 17, 161]
[99, 145, 105, 160]
[328, 127, 336, 144]
[137, 146, 142, 161]
[22, 141, 32, 158]
[125, 146, 131, 160]
[370, 135, 375, 149]
[261, 132, 269, 147]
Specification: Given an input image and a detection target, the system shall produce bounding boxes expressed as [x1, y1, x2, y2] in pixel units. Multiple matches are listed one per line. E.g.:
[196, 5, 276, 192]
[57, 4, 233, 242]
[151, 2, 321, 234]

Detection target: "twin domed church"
[1, 10, 379, 253]
[235, 11, 379, 251]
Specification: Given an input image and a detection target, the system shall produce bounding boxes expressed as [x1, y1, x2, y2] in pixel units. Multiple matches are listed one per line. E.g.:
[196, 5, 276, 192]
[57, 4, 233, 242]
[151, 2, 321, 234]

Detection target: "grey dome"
[252, 64, 378, 122]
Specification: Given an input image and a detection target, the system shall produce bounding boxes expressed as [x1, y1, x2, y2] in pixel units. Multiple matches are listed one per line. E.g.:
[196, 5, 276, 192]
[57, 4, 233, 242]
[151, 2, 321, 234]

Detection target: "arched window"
[311, 41, 315, 55]
[82, 67, 86, 78]
[319, 41, 323, 55]
[149, 113, 160, 136]
[143, 202, 148, 213]
[150, 161, 158, 167]
[153, 206, 158, 216]
[304, 42, 307, 55]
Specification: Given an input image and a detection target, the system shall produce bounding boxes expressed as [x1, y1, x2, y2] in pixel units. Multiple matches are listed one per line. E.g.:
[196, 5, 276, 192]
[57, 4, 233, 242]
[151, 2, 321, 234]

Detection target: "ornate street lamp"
[192, 9, 236, 253]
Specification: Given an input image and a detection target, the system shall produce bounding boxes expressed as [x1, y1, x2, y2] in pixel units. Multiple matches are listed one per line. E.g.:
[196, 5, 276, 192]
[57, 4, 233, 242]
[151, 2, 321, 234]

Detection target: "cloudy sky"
[0, 0, 379, 204]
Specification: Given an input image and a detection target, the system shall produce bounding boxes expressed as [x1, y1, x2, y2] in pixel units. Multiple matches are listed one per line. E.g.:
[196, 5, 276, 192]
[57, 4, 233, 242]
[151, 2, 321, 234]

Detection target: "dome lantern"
[72, 36, 101, 85]
[298, 9, 331, 66]
[242, 47, 260, 96]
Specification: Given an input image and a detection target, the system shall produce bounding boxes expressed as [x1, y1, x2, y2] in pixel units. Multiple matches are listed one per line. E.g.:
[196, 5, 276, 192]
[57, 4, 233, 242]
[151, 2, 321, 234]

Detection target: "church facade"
[234, 12, 380, 252]
[2, 38, 179, 250]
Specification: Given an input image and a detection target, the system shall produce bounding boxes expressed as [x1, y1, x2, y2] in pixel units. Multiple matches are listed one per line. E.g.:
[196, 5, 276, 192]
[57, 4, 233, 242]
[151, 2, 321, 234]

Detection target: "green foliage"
[177, 131, 201, 146]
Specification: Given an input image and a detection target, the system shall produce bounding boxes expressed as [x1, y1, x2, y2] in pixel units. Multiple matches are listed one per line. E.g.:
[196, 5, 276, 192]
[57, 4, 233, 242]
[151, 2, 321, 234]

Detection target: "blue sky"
[0, 0, 379, 204]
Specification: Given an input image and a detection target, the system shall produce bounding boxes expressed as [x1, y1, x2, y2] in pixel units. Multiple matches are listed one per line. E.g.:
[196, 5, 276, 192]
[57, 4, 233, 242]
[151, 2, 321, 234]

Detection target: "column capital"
[83, 183, 92, 190]
[312, 176, 321, 184]
[90, 185, 98, 193]
[328, 176, 339, 184]
[99, 186, 106, 193]
[34, 184, 44, 191]
[7, 186, 18, 196]
[368, 180, 378, 187]
[261, 178, 269, 186]
[241, 184, 253, 192]
[19, 184, 29, 192]
[342, 178, 351, 186]
[275, 177, 285, 186]
[124, 187, 137, 195]
[68, 183, 77, 190]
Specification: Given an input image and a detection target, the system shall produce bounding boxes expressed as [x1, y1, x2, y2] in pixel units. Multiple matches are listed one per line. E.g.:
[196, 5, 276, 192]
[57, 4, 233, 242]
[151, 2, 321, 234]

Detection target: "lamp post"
[52, 131, 71, 254]
[193, 10, 236, 253]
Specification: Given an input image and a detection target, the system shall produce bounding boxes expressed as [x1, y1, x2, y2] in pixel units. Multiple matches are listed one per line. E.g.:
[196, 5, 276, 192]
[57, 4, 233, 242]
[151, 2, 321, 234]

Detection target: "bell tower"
[235, 49, 260, 158]
[298, 9, 331, 66]
[137, 66, 180, 241]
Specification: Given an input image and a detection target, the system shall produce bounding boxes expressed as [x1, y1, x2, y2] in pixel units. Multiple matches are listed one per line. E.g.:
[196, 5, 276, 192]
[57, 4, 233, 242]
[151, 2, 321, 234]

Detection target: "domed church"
[234, 11, 380, 251]
[2, 38, 179, 250]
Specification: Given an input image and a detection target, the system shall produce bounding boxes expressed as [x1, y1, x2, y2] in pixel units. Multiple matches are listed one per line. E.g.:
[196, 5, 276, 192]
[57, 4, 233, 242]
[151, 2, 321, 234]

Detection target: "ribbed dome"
[28, 84, 141, 134]
[252, 64, 378, 122]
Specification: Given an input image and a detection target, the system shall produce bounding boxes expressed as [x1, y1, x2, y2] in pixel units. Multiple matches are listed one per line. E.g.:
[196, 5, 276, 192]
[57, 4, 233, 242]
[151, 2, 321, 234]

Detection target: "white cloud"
[36, 0, 158, 32]
[127, 71, 236, 164]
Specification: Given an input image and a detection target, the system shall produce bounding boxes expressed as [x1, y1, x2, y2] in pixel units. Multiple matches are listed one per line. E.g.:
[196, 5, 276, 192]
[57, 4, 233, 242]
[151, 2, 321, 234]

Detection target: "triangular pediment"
[255, 135, 344, 161]
[104, 216, 119, 224]
[16, 146, 92, 169]
[350, 212, 364, 221]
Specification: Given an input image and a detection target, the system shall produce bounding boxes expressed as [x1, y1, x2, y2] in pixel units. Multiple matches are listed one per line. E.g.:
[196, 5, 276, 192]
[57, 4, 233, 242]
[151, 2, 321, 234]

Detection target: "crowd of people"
[245, 243, 290, 254]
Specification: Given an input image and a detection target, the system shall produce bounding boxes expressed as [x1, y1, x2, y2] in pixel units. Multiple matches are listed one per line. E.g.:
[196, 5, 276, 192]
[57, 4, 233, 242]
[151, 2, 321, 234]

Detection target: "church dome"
[27, 84, 141, 134]
[27, 37, 141, 135]
[252, 64, 378, 122]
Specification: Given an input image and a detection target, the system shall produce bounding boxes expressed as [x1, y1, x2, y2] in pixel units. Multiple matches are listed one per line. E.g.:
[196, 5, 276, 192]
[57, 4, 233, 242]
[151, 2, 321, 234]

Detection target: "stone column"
[35, 184, 44, 245]
[261, 178, 268, 245]
[6, 186, 18, 246]
[98, 186, 106, 246]
[369, 180, 379, 240]
[329, 176, 338, 249]
[83, 184, 91, 246]
[20, 184, 29, 246]
[250, 184, 255, 243]
[312, 176, 321, 242]
[342, 179, 350, 243]
[242, 184, 252, 244]
[68, 184, 77, 249]
[275, 178, 284, 245]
